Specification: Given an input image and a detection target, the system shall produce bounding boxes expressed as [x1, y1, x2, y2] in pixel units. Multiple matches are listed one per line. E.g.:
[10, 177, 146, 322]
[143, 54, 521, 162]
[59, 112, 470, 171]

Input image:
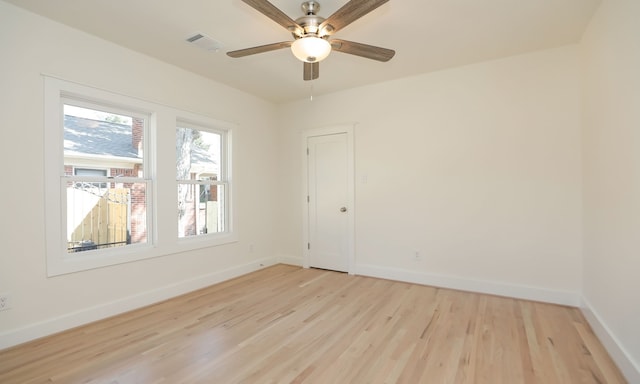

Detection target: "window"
[62, 102, 149, 254]
[73, 168, 108, 189]
[45, 78, 155, 275]
[176, 122, 229, 238]
[44, 76, 236, 276]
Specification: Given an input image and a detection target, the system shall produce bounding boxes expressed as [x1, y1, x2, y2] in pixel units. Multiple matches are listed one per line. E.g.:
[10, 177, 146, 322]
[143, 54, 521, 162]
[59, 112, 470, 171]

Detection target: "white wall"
[2, 1, 637, 379]
[0, 1, 279, 348]
[581, 0, 640, 379]
[278, 46, 583, 305]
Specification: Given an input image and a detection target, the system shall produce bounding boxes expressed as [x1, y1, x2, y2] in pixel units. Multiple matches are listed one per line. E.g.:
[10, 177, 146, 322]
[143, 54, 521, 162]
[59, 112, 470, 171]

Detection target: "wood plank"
[0, 265, 628, 383]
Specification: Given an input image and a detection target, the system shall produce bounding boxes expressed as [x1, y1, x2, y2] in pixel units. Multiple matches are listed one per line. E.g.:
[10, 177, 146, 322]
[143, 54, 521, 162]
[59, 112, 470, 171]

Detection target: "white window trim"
[44, 76, 237, 277]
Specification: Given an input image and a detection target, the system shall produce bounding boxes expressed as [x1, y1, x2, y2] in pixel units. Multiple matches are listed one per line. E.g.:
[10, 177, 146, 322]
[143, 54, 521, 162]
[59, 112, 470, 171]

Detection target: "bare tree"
[176, 128, 194, 235]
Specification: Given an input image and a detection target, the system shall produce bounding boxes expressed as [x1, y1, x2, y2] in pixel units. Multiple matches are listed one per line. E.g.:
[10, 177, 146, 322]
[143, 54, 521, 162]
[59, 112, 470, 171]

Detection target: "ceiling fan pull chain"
[310, 82, 314, 101]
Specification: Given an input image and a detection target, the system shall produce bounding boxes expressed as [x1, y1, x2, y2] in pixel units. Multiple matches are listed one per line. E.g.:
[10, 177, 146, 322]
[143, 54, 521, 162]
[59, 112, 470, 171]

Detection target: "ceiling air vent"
[186, 33, 223, 52]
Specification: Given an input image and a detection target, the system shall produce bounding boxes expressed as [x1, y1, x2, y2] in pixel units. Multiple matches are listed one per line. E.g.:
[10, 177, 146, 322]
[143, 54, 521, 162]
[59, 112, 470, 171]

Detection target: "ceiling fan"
[227, 0, 395, 81]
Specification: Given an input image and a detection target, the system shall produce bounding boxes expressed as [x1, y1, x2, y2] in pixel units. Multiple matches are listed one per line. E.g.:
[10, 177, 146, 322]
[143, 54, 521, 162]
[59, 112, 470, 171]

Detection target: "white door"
[307, 133, 350, 272]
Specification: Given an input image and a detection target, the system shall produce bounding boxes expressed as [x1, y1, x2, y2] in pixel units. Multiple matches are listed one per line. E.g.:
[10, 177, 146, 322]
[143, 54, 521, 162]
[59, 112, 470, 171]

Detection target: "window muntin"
[62, 102, 148, 253]
[176, 124, 228, 238]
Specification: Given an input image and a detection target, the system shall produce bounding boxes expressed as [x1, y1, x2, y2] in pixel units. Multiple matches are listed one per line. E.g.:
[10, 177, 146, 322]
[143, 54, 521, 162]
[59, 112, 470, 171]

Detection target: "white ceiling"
[6, 0, 601, 103]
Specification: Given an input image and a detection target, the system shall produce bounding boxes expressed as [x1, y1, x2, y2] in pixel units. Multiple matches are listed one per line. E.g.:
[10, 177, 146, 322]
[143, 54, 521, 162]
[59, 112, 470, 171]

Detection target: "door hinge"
[306, 147, 309, 155]
[307, 195, 310, 203]
[307, 242, 310, 250]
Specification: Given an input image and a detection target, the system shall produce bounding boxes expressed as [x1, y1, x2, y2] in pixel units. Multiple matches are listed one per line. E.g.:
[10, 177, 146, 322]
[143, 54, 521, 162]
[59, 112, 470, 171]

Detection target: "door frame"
[302, 124, 355, 275]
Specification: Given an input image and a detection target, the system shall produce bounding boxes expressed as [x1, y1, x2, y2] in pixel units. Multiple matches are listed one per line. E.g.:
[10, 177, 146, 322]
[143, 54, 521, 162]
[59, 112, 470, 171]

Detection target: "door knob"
[340, 207, 347, 213]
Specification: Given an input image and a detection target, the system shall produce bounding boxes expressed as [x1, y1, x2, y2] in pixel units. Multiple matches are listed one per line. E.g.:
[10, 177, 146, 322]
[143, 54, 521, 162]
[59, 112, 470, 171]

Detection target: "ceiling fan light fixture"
[291, 36, 331, 63]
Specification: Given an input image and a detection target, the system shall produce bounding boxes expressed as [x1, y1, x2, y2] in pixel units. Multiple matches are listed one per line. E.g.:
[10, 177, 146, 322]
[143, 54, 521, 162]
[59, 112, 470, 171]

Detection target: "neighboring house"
[63, 114, 143, 179]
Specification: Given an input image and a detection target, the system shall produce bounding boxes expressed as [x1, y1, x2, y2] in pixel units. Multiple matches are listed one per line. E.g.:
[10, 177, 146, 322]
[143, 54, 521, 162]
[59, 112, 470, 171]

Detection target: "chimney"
[132, 117, 144, 157]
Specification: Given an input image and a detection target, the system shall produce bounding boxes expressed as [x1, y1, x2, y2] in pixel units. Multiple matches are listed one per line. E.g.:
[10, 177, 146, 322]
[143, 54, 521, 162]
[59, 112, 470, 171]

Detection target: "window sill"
[47, 233, 238, 277]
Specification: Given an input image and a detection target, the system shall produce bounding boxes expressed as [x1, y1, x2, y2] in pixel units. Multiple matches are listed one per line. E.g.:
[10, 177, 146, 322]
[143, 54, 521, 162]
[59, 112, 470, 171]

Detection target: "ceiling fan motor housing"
[302, 1, 321, 15]
[295, 1, 328, 37]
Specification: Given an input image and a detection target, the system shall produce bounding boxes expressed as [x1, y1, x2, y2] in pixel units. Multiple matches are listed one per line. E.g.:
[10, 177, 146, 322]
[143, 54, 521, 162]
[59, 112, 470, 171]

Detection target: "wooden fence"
[68, 188, 130, 252]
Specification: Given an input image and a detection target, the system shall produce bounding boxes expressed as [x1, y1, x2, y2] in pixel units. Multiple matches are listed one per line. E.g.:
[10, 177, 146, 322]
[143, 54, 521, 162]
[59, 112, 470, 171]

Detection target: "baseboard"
[278, 254, 303, 267]
[581, 297, 640, 383]
[355, 263, 581, 307]
[0, 257, 278, 350]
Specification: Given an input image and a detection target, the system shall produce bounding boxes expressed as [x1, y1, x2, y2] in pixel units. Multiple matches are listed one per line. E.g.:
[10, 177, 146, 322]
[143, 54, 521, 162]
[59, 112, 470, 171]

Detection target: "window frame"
[44, 76, 236, 277]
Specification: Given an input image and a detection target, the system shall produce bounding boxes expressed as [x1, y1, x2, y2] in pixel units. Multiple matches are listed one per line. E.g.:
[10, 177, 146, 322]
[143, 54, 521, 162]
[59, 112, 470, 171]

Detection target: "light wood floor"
[0, 264, 627, 383]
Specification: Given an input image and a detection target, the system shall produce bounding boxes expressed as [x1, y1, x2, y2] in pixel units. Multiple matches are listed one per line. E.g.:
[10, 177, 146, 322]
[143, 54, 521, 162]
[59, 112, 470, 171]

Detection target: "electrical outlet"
[413, 251, 421, 261]
[0, 293, 10, 311]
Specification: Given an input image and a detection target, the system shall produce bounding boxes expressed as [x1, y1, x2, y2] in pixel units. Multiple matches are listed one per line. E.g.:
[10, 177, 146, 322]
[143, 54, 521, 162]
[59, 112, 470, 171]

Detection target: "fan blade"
[227, 41, 292, 58]
[330, 39, 395, 62]
[241, 0, 303, 35]
[303, 62, 320, 81]
[319, 0, 389, 35]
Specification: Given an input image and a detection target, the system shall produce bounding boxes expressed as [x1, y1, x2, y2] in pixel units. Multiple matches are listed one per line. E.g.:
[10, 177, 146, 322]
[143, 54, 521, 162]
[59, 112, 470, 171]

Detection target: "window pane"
[66, 180, 147, 253]
[64, 104, 144, 177]
[178, 184, 225, 237]
[176, 128, 220, 180]
[176, 125, 225, 239]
